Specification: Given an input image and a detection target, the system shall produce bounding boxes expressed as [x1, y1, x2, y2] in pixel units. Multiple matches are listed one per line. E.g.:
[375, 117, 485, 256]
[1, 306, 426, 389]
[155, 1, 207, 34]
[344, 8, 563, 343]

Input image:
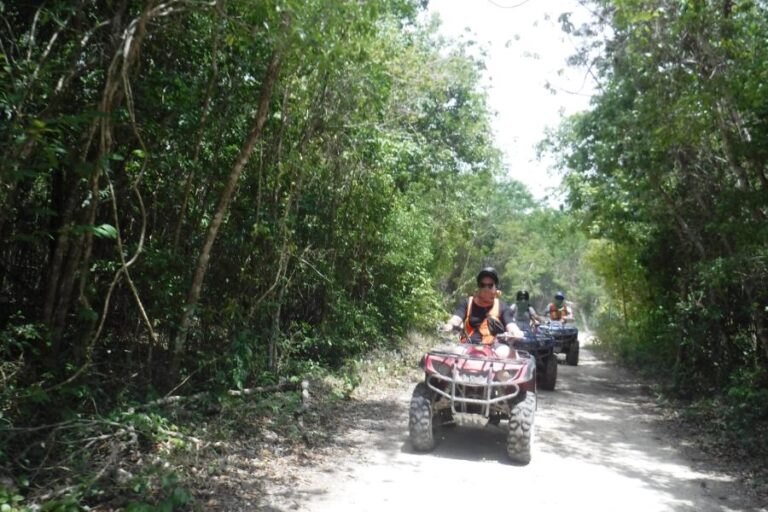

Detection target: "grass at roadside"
[1, 332, 434, 511]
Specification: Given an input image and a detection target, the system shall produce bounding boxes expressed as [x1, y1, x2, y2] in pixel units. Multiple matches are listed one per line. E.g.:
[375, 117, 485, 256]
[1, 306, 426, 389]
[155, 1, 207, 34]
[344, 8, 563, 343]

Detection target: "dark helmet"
[516, 290, 529, 301]
[476, 267, 499, 287]
[554, 291, 565, 300]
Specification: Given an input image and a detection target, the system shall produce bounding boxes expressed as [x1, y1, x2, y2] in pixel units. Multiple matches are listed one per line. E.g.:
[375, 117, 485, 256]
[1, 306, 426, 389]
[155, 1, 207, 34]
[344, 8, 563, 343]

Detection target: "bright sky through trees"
[426, 0, 596, 202]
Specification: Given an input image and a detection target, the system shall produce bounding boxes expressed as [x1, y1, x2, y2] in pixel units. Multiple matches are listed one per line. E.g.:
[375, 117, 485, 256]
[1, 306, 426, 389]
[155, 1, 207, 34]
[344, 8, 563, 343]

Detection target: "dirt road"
[261, 342, 766, 511]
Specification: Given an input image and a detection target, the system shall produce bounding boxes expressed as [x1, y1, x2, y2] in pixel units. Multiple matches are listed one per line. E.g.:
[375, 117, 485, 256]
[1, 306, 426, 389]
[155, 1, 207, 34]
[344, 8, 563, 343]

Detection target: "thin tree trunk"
[656, 184, 707, 259]
[173, 47, 283, 369]
[269, 264, 287, 372]
[172, 4, 223, 252]
[614, 244, 629, 329]
[715, 101, 752, 192]
[756, 310, 768, 366]
[268, 162, 306, 370]
[51, 236, 84, 346]
[248, 86, 317, 367]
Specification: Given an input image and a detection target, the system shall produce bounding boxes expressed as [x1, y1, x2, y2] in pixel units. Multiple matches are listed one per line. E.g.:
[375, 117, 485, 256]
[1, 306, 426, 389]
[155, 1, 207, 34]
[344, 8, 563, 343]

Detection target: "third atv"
[540, 320, 580, 366]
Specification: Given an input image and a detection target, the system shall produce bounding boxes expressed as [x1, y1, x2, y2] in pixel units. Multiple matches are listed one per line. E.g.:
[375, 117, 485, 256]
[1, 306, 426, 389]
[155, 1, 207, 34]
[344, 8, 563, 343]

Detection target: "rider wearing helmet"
[441, 267, 524, 357]
[508, 289, 542, 332]
[547, 291, 574, 324]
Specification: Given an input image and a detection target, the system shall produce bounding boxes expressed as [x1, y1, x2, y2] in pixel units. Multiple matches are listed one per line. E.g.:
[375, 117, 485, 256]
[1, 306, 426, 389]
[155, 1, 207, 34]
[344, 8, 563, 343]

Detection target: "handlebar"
[435, 329, 524, 344]
[495, 332, 525, 343]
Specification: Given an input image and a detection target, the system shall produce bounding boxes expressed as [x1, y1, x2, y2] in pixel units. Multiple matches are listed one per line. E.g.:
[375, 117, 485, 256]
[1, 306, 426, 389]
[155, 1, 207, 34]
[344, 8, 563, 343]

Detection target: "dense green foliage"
[0, 0, 469, 395]
[550, 0, 768, 427]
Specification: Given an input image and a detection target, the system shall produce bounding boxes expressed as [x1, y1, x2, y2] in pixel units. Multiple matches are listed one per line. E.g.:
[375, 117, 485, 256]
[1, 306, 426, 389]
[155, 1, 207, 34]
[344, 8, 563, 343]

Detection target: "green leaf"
[93, 224, 118, 239]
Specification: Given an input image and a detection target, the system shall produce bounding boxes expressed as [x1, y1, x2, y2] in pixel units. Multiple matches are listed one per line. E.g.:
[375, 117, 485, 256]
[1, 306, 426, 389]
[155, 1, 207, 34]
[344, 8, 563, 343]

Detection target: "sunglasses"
[478, 282, 496, 289]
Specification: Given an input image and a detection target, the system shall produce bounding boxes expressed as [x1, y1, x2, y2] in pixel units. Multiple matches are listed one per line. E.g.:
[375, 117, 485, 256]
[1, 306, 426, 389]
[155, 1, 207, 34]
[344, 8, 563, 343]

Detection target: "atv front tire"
[507, 393, 536, 463]
[540, 354, 558, 391]
[566, 339, 580, 366]
[409, 382, 437, 451]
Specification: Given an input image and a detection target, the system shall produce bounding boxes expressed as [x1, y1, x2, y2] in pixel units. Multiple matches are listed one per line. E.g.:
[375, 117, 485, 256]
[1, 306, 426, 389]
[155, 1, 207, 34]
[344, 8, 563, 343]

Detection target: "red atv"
[409, 333, 537, 463]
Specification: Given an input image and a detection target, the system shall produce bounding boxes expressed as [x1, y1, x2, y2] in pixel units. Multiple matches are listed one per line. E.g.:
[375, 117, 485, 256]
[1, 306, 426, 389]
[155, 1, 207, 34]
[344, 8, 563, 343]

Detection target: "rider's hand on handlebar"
[440, 322, 457, 333]
[497, 332, 523, 343]
[507, 323, 525, 338]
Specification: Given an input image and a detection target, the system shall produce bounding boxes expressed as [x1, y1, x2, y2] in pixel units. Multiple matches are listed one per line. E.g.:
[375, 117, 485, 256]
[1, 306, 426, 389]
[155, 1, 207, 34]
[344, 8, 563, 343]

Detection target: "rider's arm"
[442, 297, 469, 331]
[440, 315, 462, 332]
[501, 305, 523, 337]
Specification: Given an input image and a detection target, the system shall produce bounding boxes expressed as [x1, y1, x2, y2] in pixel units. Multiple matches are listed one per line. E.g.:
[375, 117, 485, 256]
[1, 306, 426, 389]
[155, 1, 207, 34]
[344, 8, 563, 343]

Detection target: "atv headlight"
[432, 361, 452, 376]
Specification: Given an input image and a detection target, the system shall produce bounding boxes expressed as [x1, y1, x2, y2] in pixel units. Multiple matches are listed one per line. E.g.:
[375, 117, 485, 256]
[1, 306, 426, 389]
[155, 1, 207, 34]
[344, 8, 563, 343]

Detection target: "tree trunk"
[656, 184, 707, 259]
[269, 276, 286, 372]
[42, 180, 82, 330]
[173, 47, 283, 371]
[617, 254, 629, 330]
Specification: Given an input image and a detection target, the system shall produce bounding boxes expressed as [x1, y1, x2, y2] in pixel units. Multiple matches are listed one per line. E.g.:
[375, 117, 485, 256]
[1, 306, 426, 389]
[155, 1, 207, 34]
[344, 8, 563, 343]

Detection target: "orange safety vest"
[463, 297, 500, 345]
[549, 303, 570, 320]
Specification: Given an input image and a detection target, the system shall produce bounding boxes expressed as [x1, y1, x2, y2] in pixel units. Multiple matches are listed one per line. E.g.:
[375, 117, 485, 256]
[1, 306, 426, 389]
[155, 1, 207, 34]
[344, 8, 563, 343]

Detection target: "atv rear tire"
[566, 339, 579, 366]
[409, 382, 437, 451]
[507, 393, 536, 463]
[540, 354, 557, 391]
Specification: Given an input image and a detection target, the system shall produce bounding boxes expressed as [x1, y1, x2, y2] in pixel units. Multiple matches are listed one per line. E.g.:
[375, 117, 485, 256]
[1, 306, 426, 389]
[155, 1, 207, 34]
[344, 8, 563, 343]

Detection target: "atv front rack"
[425, 350, 534, 418]
[539, 323, 578, 337]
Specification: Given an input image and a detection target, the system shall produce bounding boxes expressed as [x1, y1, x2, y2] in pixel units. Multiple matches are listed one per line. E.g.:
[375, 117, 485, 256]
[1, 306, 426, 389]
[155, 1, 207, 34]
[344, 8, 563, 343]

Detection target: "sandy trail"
[261, 343, 766, 512]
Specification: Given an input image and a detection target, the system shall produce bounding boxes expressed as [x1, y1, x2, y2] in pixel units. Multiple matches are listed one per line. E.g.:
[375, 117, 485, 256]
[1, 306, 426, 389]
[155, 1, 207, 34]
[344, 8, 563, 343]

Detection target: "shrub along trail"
[255, 337, 766, 512]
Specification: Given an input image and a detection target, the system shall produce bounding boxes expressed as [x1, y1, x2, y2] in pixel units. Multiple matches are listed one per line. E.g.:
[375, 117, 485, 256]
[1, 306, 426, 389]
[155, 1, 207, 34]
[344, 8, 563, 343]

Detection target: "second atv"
[511, 328, 558, 390]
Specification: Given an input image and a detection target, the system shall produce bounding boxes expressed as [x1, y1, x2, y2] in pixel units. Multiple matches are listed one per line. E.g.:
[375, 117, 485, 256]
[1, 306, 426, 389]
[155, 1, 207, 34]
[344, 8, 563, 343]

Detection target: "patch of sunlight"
[577, 410, 612, 421]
